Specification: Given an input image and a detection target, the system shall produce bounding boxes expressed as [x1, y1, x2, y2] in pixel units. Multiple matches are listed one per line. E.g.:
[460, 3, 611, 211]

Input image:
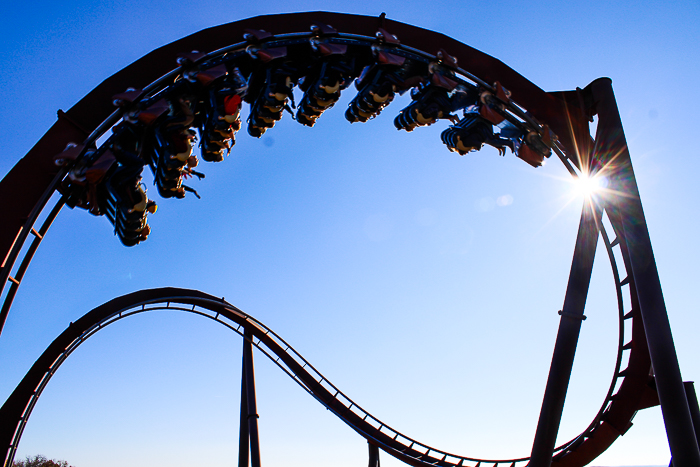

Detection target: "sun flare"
[572, 172, 608, 197]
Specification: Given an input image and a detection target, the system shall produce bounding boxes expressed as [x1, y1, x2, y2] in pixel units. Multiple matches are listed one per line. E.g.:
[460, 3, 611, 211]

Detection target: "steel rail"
[0, 197, 66, 335]
[0, 172, 66, 333]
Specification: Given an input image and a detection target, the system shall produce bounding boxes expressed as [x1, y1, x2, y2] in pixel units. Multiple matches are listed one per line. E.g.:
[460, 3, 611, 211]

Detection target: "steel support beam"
[239, 328, 262, 467]
[671, 383, 700, 467]
[588, 78, 700, 467]
[529, 198, 601, 467]
[238, 354, 250, 467]
[368, 441, 380, 467]
[685, 382, 700, 452]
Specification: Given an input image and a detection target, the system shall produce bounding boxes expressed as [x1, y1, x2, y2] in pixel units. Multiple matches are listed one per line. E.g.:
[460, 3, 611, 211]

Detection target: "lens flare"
[573, 172, 608, 197]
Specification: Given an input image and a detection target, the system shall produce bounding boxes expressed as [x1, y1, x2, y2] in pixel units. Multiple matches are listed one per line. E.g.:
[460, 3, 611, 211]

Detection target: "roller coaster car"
[478, 82, 511, 125]
[116, 95, 171, 128]
[161, 128, 197, 165]
[394, 71, 470, 132]
[441, 113, 515, 156]
[52, 143, 90, 188]
[144, 95, 203, 198]
[246, 47, 297, 137]
[296, 41, 356, 127]
[113, 88, 172, 144]
[71, 155, 155, 247]
[515, 128, 554, 168]
[111, 98, 190, 187]
[82, 150, 121, 216]
[102, 171, 157, 246]
[152, 128, 196, 199]
[112, 88, 144, 109]
[345, 49, 407, 123]
[53, 144, 119, 215]
[198, 68, 247, 162]
[176, 50, 207, 70]
[163, 97, 196, 132]
[111, 122, 148, 163]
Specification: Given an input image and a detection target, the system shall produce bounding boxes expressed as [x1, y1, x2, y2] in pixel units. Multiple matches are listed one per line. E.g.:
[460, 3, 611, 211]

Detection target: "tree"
[12, 455, 73, 467]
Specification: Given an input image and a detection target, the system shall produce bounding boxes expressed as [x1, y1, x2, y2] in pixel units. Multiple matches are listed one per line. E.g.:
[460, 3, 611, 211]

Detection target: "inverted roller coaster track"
[0, 11, 698, 467]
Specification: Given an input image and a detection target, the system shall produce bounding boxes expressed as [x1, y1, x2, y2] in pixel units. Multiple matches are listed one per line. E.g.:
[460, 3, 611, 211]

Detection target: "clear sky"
[1, 1, 699, 466]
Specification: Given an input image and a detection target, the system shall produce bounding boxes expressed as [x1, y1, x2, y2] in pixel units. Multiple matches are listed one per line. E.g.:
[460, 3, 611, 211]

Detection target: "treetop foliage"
[12, 455, 73, 467]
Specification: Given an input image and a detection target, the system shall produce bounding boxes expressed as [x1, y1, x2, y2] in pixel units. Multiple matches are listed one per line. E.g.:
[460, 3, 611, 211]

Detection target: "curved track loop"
[0, 11, 668, 467]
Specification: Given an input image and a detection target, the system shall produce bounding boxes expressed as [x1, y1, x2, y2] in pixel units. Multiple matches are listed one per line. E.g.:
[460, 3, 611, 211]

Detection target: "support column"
[685, 382, 700, 450]
[672, 383, 700, 466]
[589, 78, 700, 466]
[529, 198, 601, 467]
[238, 355, 249, 467]
[238, 328, 261, 467]
[368, 441, 380, 467]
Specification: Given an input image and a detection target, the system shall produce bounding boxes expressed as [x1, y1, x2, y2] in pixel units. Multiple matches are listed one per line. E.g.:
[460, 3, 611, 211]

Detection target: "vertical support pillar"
[529, 198, 601, 467]
[368, 441, 380, 467]
[238, 328, 261, 467]
[588, 78, 700, 466]
[238, 356, 250, 467]
[670, 383, 700, 467]
[685, 382, 700, 450]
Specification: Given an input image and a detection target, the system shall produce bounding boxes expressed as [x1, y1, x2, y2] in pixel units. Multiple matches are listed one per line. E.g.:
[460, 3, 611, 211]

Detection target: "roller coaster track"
[0, 276, 648, 467]
[0, 11, 698, 467]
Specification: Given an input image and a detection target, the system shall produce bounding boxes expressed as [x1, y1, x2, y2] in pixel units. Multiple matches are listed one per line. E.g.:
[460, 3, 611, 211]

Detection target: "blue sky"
[1, 1, 699, 466]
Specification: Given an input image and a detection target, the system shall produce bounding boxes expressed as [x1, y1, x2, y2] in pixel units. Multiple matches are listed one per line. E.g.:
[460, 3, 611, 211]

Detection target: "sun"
[572, 171, 608, 197]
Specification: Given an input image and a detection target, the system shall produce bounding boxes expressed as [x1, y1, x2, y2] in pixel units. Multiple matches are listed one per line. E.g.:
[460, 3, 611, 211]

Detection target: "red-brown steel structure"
[0, 11, 697, 467]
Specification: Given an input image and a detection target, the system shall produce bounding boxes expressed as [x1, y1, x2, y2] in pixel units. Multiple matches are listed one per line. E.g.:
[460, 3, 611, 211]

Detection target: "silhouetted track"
[0, 279, 650, 467]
